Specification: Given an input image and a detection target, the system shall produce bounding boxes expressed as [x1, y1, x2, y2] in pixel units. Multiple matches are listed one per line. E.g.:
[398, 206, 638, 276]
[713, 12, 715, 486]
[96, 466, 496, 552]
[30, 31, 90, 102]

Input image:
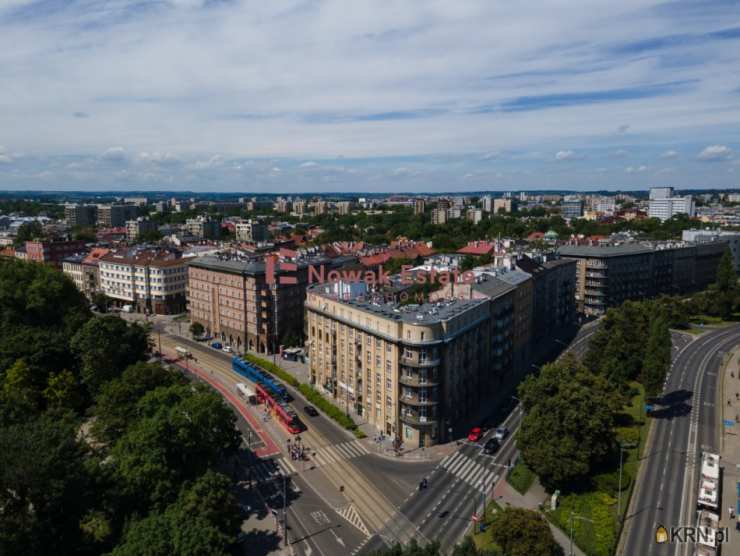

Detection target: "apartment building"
[64, 204, 98, 227]
[559, 241, 728, 315]
[648, 187, 695, 221]
[431, 208, 447, 225]
[683, 229, 740, 272]
[306, 282, 511, 447]
[293, 200, 307, 216]
[235, 220, 268, 242]
[414, 199, 426, 215]
[98, 204, 138, 227]
[185, 216, 221, 239]
[336, 201, 352, 215]
[25, 239, 86, 268]
[126, 217, 158, 241]
[561, 199, 583, 219]
[466, 209, 483, 224]
[99, 247, 187, 314]
[188, 254, 352, 353]
[493, 198, 512, 214]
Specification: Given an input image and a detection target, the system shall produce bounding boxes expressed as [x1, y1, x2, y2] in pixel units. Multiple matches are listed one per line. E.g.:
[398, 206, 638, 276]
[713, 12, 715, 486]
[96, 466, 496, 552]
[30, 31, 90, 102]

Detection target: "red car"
[467, 427, 482, 442]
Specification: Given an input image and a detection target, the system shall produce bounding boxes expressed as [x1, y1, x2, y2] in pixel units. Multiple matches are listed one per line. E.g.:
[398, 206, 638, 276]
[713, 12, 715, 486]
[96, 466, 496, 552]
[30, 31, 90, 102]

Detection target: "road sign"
[724, 419, 735, 427]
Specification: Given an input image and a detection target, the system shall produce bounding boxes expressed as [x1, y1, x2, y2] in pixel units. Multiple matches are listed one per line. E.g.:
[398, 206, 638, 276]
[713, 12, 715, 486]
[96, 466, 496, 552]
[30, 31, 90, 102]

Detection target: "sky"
[0, 0, 739, 193]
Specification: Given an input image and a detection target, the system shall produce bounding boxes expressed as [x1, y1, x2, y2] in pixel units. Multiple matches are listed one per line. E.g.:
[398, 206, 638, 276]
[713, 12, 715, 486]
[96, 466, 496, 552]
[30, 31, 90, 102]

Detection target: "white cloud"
[138, 151, 179, 164]
[192, 154, 224, 170]
[660, 150, 678, 159]
[555, 150, 578, 161]
[0, 146, 11, 163]
[101, 146, 127, 162]
[625, 165, 648, 173]
[300, 161, 318, 168]
[697, 145, 733, 161]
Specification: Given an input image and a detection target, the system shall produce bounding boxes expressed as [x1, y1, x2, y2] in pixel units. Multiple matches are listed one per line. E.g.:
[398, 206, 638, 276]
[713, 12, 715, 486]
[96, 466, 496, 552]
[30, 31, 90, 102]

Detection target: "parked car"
[467, 426, 482, 442]
[304, 405, 319, 417]
[211, 341, 222, 350]
[222, 345, 233, 353]
[494, 427, 509, 442]
[483, 438, 500, 455]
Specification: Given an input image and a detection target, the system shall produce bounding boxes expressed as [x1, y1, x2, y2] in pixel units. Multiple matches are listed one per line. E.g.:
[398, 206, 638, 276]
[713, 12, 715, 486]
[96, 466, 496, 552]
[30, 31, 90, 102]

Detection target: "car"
[304, 405, 319, 417]
[211, 341, 222, 349]
[467, 426, 482, 442]
[494, 427, 509, 442]
[222, 345, 233, 353]
[483, 438, 500, 455]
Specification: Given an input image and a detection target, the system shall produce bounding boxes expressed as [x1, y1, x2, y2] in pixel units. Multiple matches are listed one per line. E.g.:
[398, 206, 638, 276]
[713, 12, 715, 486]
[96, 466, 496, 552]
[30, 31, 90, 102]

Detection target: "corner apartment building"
[185, 216, 221, 239]
[99, 247, 187, 314]
[559, 241, 728, 315]
[306, 283, 513, 447]
[235, 220, 268, 242]
[188, 254, 352, 353]
[62, 247, 111, 298]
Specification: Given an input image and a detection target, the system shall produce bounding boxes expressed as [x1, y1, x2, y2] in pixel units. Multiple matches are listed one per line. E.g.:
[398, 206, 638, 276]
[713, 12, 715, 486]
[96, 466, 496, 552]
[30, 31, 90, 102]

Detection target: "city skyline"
[0, 1, 739, 192]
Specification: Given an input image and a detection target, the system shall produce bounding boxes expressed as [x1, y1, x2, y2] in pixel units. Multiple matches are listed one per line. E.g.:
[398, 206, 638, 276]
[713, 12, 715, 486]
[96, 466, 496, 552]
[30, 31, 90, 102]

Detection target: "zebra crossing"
[310, 440, 370, 467]
[335, 503, 371, 537]
[249, 456, 296, 482]
[439, 451, 499, 494]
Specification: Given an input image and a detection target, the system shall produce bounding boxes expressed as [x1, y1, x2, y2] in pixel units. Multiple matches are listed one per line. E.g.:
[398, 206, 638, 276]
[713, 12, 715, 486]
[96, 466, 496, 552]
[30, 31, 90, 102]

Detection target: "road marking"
[335, 504, 371, 537]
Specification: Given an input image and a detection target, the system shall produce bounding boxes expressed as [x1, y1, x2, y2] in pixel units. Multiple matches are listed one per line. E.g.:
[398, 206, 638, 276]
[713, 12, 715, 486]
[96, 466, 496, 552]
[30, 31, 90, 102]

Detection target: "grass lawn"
[506, 460, 535, 495]
[470, 499, 503, 554]
[546, 382, 649, 556]
[689, 313, 740, 326]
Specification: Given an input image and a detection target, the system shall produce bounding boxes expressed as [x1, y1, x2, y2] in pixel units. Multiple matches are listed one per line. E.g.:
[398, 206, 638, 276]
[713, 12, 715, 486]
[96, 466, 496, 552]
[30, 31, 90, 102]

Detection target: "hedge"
[242, 353, 366, 439]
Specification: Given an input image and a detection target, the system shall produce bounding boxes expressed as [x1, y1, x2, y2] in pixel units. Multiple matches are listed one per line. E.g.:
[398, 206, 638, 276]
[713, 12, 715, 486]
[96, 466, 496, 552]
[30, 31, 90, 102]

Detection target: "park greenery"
[0, 258, 242, 555]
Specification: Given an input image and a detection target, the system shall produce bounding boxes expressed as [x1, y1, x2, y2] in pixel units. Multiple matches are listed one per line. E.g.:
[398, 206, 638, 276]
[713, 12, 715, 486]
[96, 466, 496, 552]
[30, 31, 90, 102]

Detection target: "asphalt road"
[621, 325, 740, 556]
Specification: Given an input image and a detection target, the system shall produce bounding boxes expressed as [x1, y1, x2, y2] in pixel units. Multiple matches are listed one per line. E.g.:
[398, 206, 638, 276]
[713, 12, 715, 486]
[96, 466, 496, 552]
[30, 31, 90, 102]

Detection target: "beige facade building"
[414, 199, 426, 215]
[235, 220, 267, 242]
[493, 198, 512, 214]
[306, 282, 515, 448]
[99, 247, 187, 314]
[431, 208, 447, 225]
[336, 201, 352, 215]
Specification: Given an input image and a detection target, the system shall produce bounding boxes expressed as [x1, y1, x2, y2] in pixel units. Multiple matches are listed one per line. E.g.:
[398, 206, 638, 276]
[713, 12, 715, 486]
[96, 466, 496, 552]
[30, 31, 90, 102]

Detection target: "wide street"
[621, 324, 740, 556]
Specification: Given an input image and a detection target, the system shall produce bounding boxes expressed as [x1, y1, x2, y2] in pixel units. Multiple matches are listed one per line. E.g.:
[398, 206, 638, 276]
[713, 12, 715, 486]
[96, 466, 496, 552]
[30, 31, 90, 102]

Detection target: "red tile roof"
[457, 241, 497, 256]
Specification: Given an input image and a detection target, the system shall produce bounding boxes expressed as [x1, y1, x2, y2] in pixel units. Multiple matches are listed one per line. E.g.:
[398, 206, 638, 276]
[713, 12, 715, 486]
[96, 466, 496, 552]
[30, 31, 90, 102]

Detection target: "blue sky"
[0, 0, 739, 192]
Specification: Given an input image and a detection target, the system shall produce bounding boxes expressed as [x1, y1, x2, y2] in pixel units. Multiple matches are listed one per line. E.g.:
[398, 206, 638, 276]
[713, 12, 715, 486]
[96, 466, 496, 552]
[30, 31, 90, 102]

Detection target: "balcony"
[399, 408, 436, 427]
[399, 372, 440, 387]
[401, 355, 441, 368]
[400, 392, 439, 406]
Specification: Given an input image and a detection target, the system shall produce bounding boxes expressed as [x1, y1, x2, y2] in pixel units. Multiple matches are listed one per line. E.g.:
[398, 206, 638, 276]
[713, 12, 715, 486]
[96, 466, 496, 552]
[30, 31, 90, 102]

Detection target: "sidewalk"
[492, 479, 587, 556]
[720, 346, 740, 553]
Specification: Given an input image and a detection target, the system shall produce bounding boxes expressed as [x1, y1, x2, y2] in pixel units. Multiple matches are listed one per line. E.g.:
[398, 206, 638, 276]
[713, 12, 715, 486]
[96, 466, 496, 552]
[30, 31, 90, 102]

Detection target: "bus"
[255, 383, 302, 434]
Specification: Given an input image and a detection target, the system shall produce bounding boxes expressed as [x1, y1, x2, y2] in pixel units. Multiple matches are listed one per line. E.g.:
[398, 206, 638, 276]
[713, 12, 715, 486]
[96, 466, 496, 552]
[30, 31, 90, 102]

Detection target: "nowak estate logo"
[267, 255, 477, 288]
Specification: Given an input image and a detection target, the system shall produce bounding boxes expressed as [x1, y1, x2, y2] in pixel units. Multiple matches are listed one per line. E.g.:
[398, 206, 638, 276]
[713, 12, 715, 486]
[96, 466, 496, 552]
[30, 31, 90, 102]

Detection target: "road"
[155, 318, 606, 555]
[157, 330, 438, 556]
[621, 324, 740, 556]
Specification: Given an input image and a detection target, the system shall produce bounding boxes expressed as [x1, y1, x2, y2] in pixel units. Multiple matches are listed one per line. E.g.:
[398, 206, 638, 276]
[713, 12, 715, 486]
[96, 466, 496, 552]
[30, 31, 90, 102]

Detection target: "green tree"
[489, 508, 562, 556]
[189, 322, 204, 338]
[0, 413, 92, 556]
[517, 355, 619, 489]
[43, 369, 84, 411]
[71, 316, 150, 395]
[93, 362, 183, 442]
[714, 249, 737, 319]
[13, 221, 43, 246]
[641, 317, 671, 397]
[111, 384, 239, 508]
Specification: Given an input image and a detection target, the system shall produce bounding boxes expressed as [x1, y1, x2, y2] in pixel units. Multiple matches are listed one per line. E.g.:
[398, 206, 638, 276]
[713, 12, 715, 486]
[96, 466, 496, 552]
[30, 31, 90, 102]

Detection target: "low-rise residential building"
[99, 247, 187, 314]
[25, 239, 87, 268]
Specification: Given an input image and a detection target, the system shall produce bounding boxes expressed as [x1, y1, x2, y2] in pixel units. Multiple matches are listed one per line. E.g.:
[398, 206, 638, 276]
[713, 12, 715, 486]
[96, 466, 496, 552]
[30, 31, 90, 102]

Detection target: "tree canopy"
[489, 508, 562, 556]
[517, 355, 620, 489]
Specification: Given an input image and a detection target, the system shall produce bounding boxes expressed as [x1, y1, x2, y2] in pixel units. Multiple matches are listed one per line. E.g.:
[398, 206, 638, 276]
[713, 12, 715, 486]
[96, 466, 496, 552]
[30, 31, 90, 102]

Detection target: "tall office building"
[648, 187, 694, 221]
[64, 204, 98, 227]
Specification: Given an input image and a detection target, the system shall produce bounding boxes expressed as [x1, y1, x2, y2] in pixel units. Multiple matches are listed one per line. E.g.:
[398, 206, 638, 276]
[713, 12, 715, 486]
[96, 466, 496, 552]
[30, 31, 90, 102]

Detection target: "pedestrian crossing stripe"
[311, 440, 369, 467]
[440, 451, 499, 494]
[249, 457, 295, 482]
[336, 503, 371, 537]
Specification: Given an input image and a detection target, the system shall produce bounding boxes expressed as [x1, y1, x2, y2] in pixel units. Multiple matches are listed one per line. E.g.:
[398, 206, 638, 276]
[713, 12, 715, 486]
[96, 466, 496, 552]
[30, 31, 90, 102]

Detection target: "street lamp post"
[569, 512, 594, 556]
[616, 444, 627, 523]
[282, 474, 288, 547]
